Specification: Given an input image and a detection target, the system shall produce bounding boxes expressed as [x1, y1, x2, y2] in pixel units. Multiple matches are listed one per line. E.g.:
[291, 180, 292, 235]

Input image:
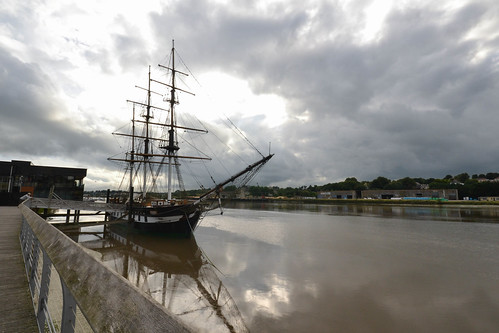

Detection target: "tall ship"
[108, 41, 273, 235]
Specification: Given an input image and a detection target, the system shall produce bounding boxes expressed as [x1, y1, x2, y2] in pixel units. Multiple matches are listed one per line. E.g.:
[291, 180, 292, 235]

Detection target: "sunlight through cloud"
[184, 72, 288, 128]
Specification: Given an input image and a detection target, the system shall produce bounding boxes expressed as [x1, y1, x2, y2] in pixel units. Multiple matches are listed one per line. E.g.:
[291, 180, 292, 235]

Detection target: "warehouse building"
[318, 189, 458, 200]
[360, 189, 458, 200]
[318, 190, 358, 199]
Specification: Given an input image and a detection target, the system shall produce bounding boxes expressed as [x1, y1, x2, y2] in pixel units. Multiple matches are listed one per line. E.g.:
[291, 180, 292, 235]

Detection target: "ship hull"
[111, 203, 202, 236]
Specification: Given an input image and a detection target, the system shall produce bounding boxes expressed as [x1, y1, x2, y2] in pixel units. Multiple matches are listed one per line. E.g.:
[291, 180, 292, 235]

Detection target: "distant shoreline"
[224, 198, 499, 206]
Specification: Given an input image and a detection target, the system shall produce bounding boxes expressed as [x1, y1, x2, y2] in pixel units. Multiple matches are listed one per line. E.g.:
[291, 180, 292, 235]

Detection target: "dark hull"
[130, 203, 202, 236]
[109, 203, 203, 236]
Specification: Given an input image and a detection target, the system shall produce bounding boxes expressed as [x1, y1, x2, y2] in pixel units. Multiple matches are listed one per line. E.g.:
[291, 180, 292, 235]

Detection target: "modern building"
[318, 191, 358, 199]
[317, 189, 459, 200]
[0, 160, 86, 204]
[361, 189, 458, 200]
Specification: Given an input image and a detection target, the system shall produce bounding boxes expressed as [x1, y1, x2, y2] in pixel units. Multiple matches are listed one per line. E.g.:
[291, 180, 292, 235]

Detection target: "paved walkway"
[0, 206, 39, 333]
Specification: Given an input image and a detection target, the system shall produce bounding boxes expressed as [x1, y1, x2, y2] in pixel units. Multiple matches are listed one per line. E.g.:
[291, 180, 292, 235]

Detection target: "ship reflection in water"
[65, 224, 248, 333]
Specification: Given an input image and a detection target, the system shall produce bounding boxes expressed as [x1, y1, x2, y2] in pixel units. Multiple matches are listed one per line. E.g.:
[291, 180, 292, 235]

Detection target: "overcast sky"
[1, 0, 498, 191]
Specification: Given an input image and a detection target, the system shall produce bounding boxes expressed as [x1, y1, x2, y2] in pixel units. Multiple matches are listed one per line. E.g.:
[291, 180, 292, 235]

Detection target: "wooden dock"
[0, 206, 39, 332]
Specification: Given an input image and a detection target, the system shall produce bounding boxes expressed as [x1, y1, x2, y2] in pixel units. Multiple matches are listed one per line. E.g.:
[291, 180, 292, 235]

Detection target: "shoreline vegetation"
[86, 190, 499, 207]
[222, 197, 499, 206]
[87, 173, 499, 205]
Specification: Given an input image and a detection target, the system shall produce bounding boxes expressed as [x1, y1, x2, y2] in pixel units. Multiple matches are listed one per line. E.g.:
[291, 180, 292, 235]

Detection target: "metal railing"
[18, 203, 191, 333]
[28, 197, 125, 212]
[20, 213, 85, 332]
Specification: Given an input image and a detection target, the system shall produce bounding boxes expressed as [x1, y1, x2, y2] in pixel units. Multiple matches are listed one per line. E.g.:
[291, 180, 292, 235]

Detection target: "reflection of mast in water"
[194, 274, 238, 333]
[82, 224, 248, 333]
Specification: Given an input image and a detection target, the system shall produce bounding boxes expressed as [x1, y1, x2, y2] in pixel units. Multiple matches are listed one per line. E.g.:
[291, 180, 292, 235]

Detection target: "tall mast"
[129, 105, 135, 219]
[143, 66, 152, 198]
[129, 104, 135, 193]
[167, 40, 178, 201]
[109, 46, 213, 204]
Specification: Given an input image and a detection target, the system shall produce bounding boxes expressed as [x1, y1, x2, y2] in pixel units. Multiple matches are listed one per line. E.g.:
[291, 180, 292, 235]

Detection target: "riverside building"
[0, 160, 86, 205]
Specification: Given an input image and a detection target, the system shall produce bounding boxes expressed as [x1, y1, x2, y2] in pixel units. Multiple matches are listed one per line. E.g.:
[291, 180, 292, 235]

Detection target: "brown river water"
[64, 202, 499, 332]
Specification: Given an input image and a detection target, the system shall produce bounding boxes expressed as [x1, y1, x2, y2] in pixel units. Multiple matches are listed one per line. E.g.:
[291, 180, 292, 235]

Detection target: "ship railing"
[27, 197, 125, 212]
[18, 203, 191, 333]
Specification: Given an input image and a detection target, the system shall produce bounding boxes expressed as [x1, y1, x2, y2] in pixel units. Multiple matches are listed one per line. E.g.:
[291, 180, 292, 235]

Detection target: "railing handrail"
[27, 197, 125, 212]
[19, 203, 191, 332]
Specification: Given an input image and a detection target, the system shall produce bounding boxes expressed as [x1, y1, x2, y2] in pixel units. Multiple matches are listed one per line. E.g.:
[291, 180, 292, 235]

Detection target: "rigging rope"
[177, 47, 264, 164]
[112, 47, 271, 199]
[224, 115, 264, 158]
[182, 161, 205, 189]
[174, 156, 185, 192]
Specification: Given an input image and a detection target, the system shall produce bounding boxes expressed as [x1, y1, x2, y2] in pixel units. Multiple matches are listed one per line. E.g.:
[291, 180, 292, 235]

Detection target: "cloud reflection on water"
[197, 204, 499, 332]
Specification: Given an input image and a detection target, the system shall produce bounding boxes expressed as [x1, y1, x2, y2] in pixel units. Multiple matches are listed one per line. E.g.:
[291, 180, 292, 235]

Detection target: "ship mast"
[143, 66, 152, 199]
[167, 41, 177, 201]
[129, 104, 136, 217]
[157, 40, 186, 201]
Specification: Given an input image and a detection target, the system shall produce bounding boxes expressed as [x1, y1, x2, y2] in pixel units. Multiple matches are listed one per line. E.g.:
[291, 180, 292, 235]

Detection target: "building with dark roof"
[318, 190, 358, 199]
[0, 160, 86, 205]
[361, 189, 458, 200]
[317, 189, 459, 200]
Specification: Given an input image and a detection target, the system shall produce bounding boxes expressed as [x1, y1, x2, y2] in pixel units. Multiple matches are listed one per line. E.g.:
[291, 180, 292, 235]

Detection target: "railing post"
[60, 277, 77, 333]
[22, 220, 35, 276]
[20, 217, 27, 245]
[36, 250, 52, 331]
[28, 238, 41, 295]
[20, 218, 29, 270]
[27, 233, 37, 269]
[21, 218, 30, 255]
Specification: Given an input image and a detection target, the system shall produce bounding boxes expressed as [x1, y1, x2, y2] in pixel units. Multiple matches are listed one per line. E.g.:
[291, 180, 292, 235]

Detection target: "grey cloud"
[0, 48, 114, 168]
[2, 0, 499, 190]
[111, 15, 152, 71]
[148, 0, 499, 184]
[83, 48, 113, 74]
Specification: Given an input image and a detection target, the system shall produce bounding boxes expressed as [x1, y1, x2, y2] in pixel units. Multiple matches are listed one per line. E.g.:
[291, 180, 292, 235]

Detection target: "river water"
[66, 202, 499, 332]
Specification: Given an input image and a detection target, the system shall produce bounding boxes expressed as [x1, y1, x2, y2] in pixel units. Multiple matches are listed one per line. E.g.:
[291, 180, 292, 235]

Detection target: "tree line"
[239, 172, 499, 199]
[85, 172, 499, 200]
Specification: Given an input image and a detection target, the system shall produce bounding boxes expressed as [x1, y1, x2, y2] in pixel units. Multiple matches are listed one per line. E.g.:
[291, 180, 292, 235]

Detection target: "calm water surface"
[67, 203, 499, 332]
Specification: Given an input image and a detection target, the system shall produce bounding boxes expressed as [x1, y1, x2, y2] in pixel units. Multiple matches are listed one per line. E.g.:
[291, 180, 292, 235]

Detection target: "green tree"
[224, 185, 237, 191]
[370, 176, 391, 189]
[385, 181, 403, 190]
[454, 173, 470, 183]
[412, 177, 428, 185]
[429, 179, 452, 189]
[248, 186, 274, 197]
[398, 177, 417, 189]
[277, 187, 297, 198]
